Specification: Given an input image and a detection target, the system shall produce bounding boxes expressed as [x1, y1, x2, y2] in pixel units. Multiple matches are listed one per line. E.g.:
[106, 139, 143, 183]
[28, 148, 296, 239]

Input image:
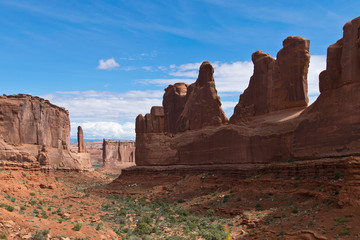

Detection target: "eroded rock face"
[77, 126, 86, 153]
[293, 16, 360, 159]
[163, 82, 188, 134]
[0, 94, 70, 148]
[103, 139, 135, 170]
[135, 17, 360, 167]
[0, 94, 92, 170]
[136, 106, 164, 133]
[231, 36, 310, 121]
[176, 61, 228, 132]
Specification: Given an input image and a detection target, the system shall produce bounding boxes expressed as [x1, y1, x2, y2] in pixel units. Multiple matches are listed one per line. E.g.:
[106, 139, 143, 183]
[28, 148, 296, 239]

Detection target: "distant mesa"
[102, 139, 135, 172]
[135, 16, 360, 167]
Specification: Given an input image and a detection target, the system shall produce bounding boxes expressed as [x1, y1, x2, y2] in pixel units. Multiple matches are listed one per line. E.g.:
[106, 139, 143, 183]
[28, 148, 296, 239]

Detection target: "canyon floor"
[0, 163, 359, 240]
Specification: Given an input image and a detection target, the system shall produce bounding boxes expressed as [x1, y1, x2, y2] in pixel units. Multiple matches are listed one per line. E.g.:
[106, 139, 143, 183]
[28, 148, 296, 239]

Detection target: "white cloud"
[142, 66, 152, 71]
[308, 55, 326, 96]
[71, 121, 135, 140]
[151, 61, 254, 92]
[148, 56, 326, 97]
[97, 58, 120, 70]
[141, 78, 194, 86]
[42, 90, 163, 140]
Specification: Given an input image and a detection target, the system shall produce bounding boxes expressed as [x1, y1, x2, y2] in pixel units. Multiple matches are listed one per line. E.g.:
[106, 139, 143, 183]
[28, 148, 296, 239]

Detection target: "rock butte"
[134, 17, 360, 167]
[0, 94, 92, 170]
[102, 139, 136, 172]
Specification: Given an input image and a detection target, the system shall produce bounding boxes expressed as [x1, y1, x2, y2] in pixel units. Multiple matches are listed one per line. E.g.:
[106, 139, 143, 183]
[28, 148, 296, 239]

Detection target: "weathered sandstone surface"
[163, 82, 187, 134]
[102, 139, 135, 171]
[135, 17, 360, 168]
[176, 61, 228, 132]
[0, 94, 92, 170]
[293, 16, 360, 159]
[231, 36, 310, 120]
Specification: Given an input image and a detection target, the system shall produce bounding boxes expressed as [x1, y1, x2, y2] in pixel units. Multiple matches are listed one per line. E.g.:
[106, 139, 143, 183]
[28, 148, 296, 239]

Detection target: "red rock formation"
[0, 94, 92, 170]
[0, 94, 70, 148]
[163, 82, 187, 134]
[136, 106, 164, 133]
[85, 141, 104, 166]
[134, 17, 360, 168]
[231, 36, 310, 121]
[176, 61, 228, 132]
[293, 16, 360, 159]
[102, 139, 135, 171]
[77, 126, 86, 153]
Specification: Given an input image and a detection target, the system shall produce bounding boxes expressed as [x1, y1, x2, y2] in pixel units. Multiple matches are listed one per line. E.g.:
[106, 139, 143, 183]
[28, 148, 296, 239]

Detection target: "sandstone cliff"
[134, 16, 360, 167]
[102, 139, 135, 171]
[163, 82, 187, 134]
[0, 94, 92, 170]
[176, 61, 228, 132]
[293, 16, 360, 159]
[231, 36, 310, 121]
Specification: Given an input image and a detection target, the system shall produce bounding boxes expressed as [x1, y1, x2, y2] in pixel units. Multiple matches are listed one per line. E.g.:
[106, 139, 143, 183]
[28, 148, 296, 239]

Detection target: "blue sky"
[0, 0, 359, 140]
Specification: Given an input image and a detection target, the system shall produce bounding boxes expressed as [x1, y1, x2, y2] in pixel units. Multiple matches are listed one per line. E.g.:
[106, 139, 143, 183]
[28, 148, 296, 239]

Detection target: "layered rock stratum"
[0, 94, 92, 170]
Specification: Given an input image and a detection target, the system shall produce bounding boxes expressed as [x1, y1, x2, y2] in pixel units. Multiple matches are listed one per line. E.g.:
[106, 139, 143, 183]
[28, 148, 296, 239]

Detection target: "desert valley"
[0, 15, 360, 240]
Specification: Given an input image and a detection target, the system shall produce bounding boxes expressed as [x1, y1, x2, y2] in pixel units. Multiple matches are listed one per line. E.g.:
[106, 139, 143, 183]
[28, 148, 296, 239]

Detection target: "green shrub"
[206, 209, 215, 217]
[139, 215, 153, 225]
[334, 171, 344, 180]
[0, 203, 14, 212]
[96, 222, 103, 230]
[333, 217, 350, 223]
[166, 236, 186, 240]
[73, 223, 83, 231]
[134, 222, 152, 235]
[338, 231, 350, 236]
[255, 203, 262, 211]
[0, 233, 6, 239]
[31, 230, 49, 240]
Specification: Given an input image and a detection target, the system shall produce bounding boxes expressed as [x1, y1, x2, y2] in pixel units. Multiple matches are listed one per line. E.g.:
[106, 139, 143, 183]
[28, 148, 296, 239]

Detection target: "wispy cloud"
[70, 121, 135, 140]
[144, 55, 325, 96]
[43, 90, 163, 122]
[97, 58, 120, 70]
[308, 55, 326, 96]
[42, 90, 163, 140]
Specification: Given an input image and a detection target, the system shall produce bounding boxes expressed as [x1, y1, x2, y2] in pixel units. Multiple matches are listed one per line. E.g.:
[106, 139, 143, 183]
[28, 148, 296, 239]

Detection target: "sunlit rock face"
[102, 139, 135, 170]
[0, 94, 92, 170]
[134, 16, 360, 167]
[231, 36, 310, 121]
